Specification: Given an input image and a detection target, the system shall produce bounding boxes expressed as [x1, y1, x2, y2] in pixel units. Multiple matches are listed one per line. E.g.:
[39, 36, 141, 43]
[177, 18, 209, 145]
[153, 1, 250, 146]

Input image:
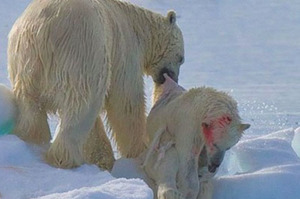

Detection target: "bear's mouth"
[155, 68, 178, 84]
[208, 163, 220, 173]
[208, 150, 225, 173]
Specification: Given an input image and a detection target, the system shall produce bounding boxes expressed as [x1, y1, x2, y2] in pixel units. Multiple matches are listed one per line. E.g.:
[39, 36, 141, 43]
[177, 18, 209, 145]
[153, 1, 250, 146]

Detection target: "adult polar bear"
[7, 0, 184, 169]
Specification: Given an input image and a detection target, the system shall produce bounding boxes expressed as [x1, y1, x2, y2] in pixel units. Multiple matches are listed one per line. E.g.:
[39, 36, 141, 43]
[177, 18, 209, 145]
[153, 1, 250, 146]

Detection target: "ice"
[292, 127, 300, 158]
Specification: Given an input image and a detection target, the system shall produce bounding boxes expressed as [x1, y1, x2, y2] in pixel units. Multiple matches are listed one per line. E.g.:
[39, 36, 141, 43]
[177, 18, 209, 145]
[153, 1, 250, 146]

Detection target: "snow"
[213, 128, 300, 199]
[0, 135, 153, 199]
[292, 127, 300, 157]
[0, 0, 299, 198]
[35, 179, 152, 199]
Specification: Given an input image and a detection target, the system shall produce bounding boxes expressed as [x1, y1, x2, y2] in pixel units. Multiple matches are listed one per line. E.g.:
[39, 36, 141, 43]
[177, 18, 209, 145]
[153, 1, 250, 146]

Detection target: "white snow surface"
[0, 135, 153, 199]
[0, 0, 299, 199]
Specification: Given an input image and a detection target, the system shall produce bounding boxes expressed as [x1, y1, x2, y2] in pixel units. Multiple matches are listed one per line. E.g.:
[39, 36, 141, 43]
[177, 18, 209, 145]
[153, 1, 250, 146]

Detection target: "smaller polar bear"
[142, 74, 250, 199]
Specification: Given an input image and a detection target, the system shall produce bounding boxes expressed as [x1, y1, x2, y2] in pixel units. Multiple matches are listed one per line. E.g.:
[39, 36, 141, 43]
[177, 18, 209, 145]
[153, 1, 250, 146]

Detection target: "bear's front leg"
[46, 125, 84, 168]
[175, 127, 203, 199]
[177, 156, 200, 199]
[83, 116, 115, 171]
[105, 75, 147, 158]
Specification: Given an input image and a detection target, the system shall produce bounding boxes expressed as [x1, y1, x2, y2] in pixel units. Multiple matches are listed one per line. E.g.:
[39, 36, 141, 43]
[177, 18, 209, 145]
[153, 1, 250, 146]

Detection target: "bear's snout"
[156, 68, 178, 84]
[208, 150, 225, 173]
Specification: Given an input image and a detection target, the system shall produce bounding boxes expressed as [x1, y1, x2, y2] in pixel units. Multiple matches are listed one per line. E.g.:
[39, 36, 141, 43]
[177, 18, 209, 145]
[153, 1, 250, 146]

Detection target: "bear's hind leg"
[83, 116, 115, 171]
[46, 97, 103, 168]
[13, 97, 51, 145]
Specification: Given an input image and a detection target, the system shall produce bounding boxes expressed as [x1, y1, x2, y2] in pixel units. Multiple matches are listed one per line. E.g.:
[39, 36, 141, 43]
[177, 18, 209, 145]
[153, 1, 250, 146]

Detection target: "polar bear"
[143, 74, 250, 199]
[7, 0, 184, 169]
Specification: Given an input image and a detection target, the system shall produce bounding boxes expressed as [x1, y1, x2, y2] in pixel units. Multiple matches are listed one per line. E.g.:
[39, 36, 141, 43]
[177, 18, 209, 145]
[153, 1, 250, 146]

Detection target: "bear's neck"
[107, 0, 167, 71]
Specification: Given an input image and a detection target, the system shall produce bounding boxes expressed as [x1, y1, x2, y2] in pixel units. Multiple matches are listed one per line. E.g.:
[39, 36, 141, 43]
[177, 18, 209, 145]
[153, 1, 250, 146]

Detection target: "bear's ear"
[239, 123, 251, 131]
[167, 10, 176, 24]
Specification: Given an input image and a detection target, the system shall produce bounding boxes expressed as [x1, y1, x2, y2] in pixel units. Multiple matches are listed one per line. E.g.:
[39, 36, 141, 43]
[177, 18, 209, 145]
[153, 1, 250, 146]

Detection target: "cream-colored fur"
[7, 0, 184, 169]
[143, 75, 249, 199]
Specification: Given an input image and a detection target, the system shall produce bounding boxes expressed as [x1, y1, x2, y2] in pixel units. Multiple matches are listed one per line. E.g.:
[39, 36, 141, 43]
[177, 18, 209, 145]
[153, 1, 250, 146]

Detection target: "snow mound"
[219, 128, 300, 174]
[35, 179, 152, 199]
[213, 128, 300, 199]
[0, 135, 152, 199]
[214, 163, 300, 199]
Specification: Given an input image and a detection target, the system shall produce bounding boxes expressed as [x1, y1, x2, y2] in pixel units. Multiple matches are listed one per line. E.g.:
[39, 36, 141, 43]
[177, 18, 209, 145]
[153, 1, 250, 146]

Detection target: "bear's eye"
[178, 56, 184, 64]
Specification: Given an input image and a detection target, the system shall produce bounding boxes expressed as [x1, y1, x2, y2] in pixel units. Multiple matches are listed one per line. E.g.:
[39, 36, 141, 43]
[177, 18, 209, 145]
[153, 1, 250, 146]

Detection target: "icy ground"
[0, 0, 300, 198]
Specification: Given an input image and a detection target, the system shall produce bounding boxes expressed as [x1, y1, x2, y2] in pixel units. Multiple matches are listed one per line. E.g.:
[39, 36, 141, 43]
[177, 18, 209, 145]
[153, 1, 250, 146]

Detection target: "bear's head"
[201, 114, 250, 173]
[145, 11, 184, 85]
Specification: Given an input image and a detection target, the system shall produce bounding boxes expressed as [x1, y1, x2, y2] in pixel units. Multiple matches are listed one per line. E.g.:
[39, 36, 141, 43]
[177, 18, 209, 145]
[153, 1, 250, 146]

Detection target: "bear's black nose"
[208, 163, 220, 173]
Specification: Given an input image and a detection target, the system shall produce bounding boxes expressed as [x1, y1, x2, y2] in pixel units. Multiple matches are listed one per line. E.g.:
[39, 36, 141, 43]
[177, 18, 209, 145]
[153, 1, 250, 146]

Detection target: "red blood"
[216, 116, 232, 128]
[202, 115, 232, 144]
[202, 123, 213, 144]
